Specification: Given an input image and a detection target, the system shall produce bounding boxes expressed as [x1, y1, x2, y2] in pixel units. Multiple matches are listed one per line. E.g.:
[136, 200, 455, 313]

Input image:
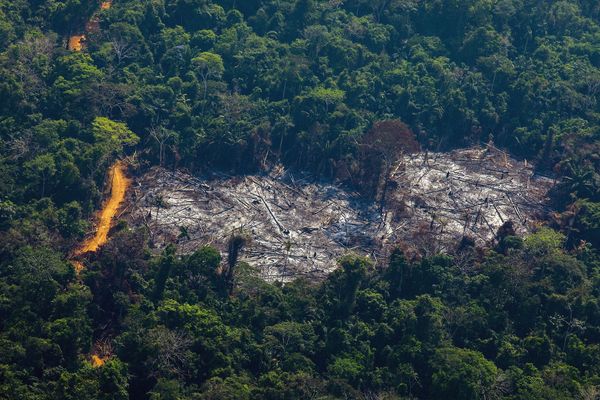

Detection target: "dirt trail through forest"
[67, 0, 122, 271]
[67, 0, 119, 369]
[73, 161, 130, 264]
[68, 0, 112, 51]
[71, 160, 129, 367]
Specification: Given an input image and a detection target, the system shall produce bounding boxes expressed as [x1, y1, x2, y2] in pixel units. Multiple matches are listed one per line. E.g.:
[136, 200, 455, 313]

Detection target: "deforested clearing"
[126, 146, 553, 282]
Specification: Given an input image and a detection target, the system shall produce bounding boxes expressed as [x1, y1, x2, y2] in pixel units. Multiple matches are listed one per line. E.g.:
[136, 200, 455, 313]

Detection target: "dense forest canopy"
[1, 0, 600, 399]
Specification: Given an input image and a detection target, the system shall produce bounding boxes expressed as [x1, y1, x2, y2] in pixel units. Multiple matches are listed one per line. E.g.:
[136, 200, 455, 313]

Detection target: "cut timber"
[260, 195, 286, 233]
[126, 147, 553, 282]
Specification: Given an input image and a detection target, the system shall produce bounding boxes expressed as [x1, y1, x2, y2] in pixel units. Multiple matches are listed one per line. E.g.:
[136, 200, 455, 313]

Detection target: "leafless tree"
[327, 0, 344, 9]
[549, 305, 586, 351]
[148, 326, 193, 378]
[149, 126, 177, 167]
[484, 372, 512, 400]
[89, 81, 133, 118]
[578, 385, 600, 400]
[11, 33, 55, 101]
[93, 337, 114, 360]
[107, 31, 137, 65]
[360, 391, 397, 400]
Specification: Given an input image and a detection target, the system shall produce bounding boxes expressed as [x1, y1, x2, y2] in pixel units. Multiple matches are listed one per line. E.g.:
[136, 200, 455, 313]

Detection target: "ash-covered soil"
[386, 147, 554, 255]
[126, 146, 554, 281]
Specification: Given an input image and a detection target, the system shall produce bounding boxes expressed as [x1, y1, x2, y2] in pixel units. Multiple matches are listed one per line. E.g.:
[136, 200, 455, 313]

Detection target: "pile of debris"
[385, 146, 553, 254]
[127, 167, 385, 281]
[125, 146, 554, 281]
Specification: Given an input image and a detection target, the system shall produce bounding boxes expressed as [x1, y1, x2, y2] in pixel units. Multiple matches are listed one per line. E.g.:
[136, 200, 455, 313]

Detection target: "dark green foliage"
[3, 231, 600, 399]
[1, 0, 600, 398]
[430, 347, 498, 400]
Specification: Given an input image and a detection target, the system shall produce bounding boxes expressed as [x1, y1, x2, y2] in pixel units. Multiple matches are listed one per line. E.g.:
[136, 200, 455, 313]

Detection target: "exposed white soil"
[126, 146, 554, 282]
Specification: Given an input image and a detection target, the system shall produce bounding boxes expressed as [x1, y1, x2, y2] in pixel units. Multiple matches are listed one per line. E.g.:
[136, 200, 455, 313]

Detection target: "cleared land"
[126, 146, 554, 281]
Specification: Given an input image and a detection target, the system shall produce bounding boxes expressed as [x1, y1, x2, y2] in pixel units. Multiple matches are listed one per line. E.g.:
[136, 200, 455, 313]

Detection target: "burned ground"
[125, 146, 554, 282]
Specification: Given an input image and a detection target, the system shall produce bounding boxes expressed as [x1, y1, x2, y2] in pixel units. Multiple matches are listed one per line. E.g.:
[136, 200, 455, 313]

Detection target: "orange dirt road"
[68, 0, 119, 368]
[68, 1, 112, 51]
[73, 161, 130, 270]
[71, 161, 128, 366]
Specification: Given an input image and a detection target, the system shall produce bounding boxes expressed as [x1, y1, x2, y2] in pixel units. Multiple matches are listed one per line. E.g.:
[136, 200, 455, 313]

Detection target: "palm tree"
[563, 160, 598, 199]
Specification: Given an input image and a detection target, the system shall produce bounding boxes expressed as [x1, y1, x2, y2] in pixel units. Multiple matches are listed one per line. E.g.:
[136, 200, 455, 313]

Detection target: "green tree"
[430, 347, 499, 400]
[91, 117, 139, 156]
[24, 153, 56, 198]
[192, 51, 224, 105]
